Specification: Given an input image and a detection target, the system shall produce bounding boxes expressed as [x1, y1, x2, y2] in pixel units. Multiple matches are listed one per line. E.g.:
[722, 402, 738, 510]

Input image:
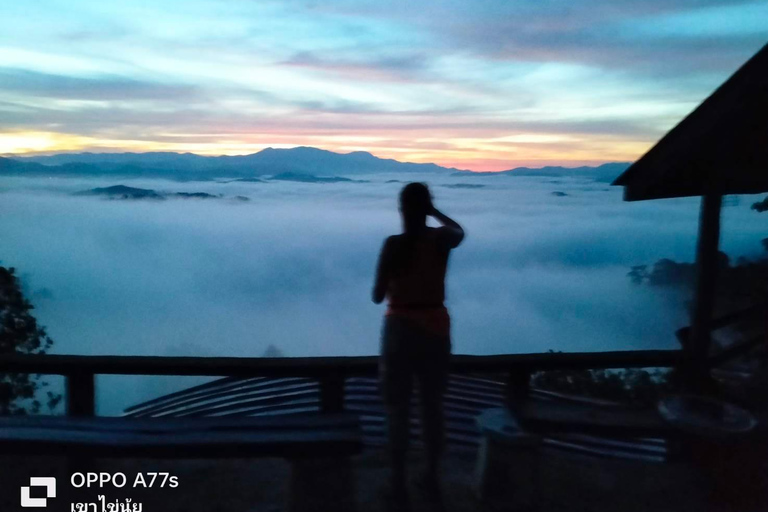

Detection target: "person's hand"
[428, 206, 464, 248]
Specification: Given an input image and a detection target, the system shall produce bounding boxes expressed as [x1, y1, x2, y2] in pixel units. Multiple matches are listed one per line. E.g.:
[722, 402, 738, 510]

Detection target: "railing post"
[67, 372, 95, 417]
[319, 372, 344, 413]
[505, 368, 531, 411]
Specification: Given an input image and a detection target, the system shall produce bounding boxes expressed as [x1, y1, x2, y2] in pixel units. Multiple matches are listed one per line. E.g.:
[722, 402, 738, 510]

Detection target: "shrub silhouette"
[0, 266, 61, 414]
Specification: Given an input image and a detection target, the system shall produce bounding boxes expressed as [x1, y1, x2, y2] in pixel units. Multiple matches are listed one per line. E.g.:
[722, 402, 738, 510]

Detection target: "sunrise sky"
[0, 1, 766, 170]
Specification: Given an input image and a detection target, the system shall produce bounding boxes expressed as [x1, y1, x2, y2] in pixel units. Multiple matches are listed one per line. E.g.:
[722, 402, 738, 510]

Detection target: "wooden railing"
[676, 304, 764, 348]
[0, 350, 686, 417]
[676, 304, 766, 369]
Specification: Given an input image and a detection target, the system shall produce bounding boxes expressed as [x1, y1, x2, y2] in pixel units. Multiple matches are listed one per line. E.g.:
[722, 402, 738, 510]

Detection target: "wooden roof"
[613, 43, 768, 201]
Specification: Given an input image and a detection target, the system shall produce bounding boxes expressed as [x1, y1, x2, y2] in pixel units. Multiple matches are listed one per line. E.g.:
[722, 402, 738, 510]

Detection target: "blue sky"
[0, 0, 765, 170]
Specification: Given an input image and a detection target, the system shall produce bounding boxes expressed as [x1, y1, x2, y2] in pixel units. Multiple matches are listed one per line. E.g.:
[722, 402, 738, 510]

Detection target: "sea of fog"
[1, 172, 766, 414]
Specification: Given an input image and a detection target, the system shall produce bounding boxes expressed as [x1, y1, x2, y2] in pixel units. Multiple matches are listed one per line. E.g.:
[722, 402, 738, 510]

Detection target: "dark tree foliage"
[752, 196, 768, 213]
[628, 254, 768, 345]
[0, 266, 61, 414]
[754, 196, 768, 250]
[629, 239, 768, 319]
[531, 367, 680, 406]
[528, 350, 682, 405]
[628, 258, 697, 287]
[539, 199, 768, 403]
[628, 253, 732, 289]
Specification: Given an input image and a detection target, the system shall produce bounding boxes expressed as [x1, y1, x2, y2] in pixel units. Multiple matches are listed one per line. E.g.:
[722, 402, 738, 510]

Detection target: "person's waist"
[386, 303, 447, 313]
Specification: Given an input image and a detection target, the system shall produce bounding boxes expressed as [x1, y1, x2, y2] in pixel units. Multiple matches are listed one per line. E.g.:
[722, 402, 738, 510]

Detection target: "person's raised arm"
[372, 237, 392, 304]
[430, 206, 464, 248]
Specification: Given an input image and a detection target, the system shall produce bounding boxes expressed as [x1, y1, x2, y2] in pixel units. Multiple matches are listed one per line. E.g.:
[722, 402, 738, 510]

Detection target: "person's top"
[379, 226, 462, 335]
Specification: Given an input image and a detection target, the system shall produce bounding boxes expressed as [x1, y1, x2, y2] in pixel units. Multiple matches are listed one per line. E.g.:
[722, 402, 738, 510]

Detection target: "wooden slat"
[170, 395, 320, 419]
[132, 385, 319, 418]
[124, 376, 264, 412]
[125, 377, 314, 416]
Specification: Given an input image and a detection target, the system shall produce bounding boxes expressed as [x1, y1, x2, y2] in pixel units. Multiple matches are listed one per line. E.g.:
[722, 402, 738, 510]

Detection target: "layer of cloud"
[0, 69, 201, 101]
[2, 173, 767, 413]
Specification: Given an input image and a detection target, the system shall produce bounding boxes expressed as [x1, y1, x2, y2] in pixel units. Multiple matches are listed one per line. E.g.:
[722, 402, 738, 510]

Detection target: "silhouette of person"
[373, 182, 464, 508]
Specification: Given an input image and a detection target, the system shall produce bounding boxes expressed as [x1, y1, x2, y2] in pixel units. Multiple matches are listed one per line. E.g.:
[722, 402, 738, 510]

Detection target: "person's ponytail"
[391, 183, 431, 276]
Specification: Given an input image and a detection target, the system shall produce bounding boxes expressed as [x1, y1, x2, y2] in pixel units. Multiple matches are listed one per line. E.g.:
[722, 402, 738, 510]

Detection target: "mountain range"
[0, 146, 630, 182]
[453, 162, 630, 183]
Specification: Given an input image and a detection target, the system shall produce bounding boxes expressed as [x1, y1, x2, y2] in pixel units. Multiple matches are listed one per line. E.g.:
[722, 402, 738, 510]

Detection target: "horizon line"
[1, 145, 631, 173]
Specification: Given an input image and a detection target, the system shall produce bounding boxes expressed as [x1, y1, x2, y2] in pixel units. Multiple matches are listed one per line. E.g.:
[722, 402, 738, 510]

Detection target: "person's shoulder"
[383, 234, 403, 250]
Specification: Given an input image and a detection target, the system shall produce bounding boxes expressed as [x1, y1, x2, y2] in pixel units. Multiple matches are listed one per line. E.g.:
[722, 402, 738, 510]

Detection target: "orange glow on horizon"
[0, 130, 653, 172]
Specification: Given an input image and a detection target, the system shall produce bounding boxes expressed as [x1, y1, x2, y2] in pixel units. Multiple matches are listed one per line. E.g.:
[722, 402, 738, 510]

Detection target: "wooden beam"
[0, 414, 363, 458]
[688, 193, 723, 385]
[0, 350, 685, 378]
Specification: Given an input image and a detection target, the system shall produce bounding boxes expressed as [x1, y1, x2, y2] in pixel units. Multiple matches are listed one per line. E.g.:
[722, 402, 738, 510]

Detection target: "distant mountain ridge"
[1, 148, 630, 182]
[2, 147, 465, 180]
[455, 162, 631, 183]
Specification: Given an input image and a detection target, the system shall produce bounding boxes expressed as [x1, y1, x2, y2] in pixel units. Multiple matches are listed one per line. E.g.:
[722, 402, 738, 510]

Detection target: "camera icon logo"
[21, 477, 57, 508]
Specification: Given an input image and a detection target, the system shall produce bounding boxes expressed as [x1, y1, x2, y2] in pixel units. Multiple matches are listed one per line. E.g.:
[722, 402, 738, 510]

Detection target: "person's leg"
[387, 401, 411, 494]
[416, 334, 451, 487]
[380, 317, 414, 496]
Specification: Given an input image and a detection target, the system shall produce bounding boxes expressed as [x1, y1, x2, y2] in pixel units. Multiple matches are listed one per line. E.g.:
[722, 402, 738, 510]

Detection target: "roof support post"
[687, 193, 723, 387]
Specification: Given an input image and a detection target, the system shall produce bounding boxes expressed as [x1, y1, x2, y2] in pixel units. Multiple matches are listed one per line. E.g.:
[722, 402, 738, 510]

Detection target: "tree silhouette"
[753, 196, 768, 251]
[752, 196, 768, 213]
[627, 197, 768, 369]
[0, 266, 61, 414]
[631, 197, 768, 308]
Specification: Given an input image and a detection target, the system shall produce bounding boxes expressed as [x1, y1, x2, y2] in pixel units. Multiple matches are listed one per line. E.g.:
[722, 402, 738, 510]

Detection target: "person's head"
[399, 182, 432, 233]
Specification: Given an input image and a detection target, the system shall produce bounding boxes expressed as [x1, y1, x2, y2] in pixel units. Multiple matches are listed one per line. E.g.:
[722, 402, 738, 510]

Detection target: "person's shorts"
[379, 314, 451, 406]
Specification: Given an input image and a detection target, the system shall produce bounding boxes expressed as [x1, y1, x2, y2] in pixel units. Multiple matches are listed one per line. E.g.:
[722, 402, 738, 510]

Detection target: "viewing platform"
[0, 346, 765, 511]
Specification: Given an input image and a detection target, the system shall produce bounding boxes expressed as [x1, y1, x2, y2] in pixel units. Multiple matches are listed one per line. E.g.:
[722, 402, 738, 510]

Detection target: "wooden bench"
[474, 408, 541, 507]
[473, 402, 677, 503]
[516, 399, 676, 439]
[476, 393, 764, 508]
[0, 413, 363, 512]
